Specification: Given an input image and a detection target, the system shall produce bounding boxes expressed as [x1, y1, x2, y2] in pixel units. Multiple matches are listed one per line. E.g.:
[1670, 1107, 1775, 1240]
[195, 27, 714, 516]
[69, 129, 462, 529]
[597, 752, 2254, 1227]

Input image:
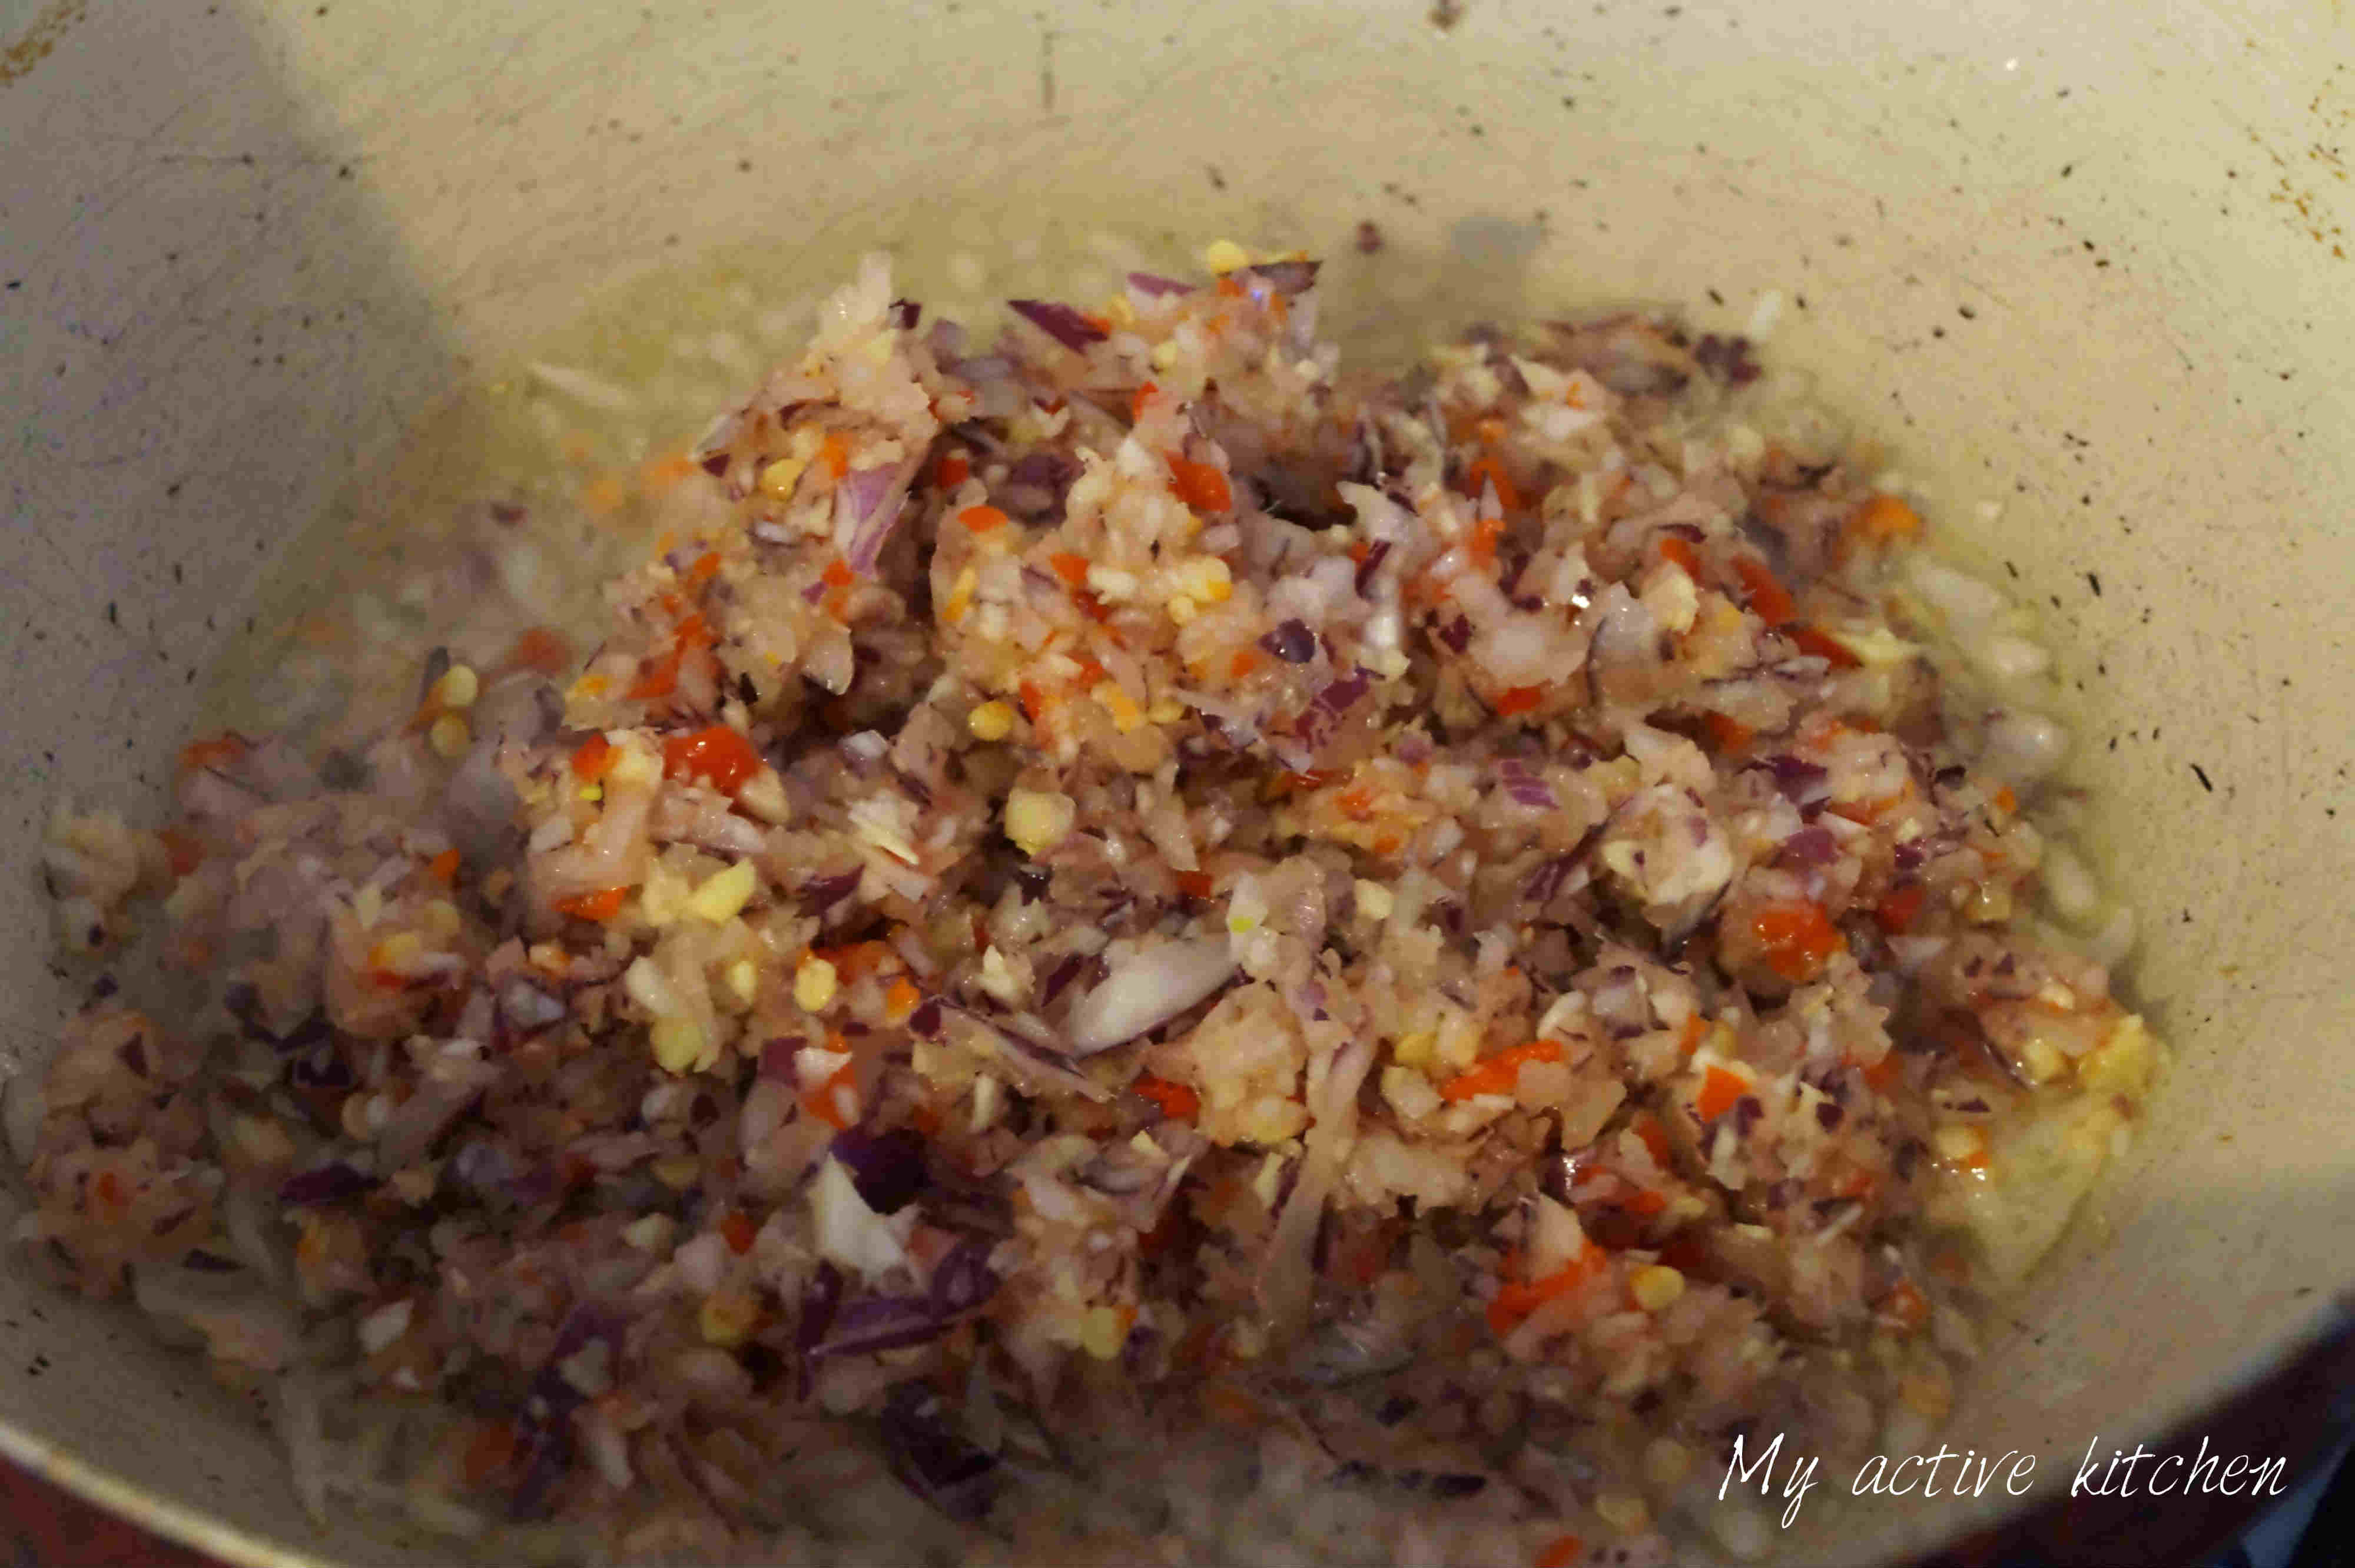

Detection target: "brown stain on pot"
[0, 0, 87, 87]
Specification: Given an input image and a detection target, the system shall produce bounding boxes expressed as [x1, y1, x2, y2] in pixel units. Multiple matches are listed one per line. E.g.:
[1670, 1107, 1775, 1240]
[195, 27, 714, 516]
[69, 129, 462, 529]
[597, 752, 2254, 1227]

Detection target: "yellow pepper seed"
[794, 955, 840, 1013]
[967, 700, 1016, 742]
[1630, 1265, 1686, 1312]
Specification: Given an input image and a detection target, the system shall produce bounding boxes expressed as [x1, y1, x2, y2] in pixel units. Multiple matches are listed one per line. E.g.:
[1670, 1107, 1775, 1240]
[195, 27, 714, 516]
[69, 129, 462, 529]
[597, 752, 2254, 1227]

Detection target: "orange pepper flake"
[1677, 1014, 1707, 1057]
[177, 734, 247, 775]
[627, 610, 713, 701]
[719, 1209, 758, 1255]
[505, 625, 573, 675]
[1621, 1188, 1670, 1218]
[1733, 556, 1798, 627]
[1629, 1113, 1675, 1169]
[579, 473, 629, 515]
[1694, 1065, 1752, 1122]
[934, 450, 971, 489]
[1883, 1278, 1931, 1332]
[1213, 276, 1246, 300]
[686, 551, 722, 586]
[1173, 869, 1215, 899]
[881, 978, 922, 1025]
[1875, 883, 1926, 935]
[822, 559, 855, 590]
[1787, 623, 1862, 668]
[1335, 784, 1377, 820]
[818, 432, 850, 481]
[1485, 1242, 1607, 1336]
[157, 827, 204, 879]
[1202, 1378, 1262, 1427]
[90, 1169, 127, 1215]
[1438, 1039, 1564, 1103]
[1656, 535, 1702, 577]
[1228, 648, 1262, 679]
[662, 724, 762, 793]
[1133, 1074, 1201, 1121]
[811, 940, 895, 982]
[1993, 784, 2018, 815]
[463, 1418, 518, 1488]
[960, 504, 1010, 535]
[803, 1063, 859, 1131]
[1130, 380, 1160, 422]
[1700, 711, 1754, 753]
[1857, 1053, 1903, 1093]
[570, 732, 615, 782]
[1468, 512, 1507, 568]
[1849, 493, 1923, 549]
[427, 848, 462, 886]
[910, 1103, 944, 1138]
[1463, 455, 1522, 515]
[1492, 684, 1544, 718]
[1748, 899, 1842, 982]
[639, 449, 698, 493]
[1832, 1166, 1880, 1201]
[1167, 453, 1233, 513]
[1537, 1534, 1587, 1568]
[1048, 551, 1091, 587]
[553, 886, 628, 923]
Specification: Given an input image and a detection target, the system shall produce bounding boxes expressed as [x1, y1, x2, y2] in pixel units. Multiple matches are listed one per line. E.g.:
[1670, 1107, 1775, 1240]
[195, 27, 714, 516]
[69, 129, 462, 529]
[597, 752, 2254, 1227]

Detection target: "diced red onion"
[1293, 665, 1374, 751]
[1065, 937, 1238, 1054]
[1780, 826, 1841, 866]
[277, 1163, 376, 1206]
[800, 868, 864, 913]
[758, 1035, 806, 1082]
[878, 1381, 1000, 1521]
[1258, 619, 1318, 664]
[1245, 260, 1321, 295]
[828, 1126, 929, 1215]
[808, 1294, 950, 1360]
[841, 460, 917, 576]
[927, 1238, 999, 1317]
[1007, 300, 1107, 353]
[1497, 757, 1557, 810]
[1125, 271, 1195, 297]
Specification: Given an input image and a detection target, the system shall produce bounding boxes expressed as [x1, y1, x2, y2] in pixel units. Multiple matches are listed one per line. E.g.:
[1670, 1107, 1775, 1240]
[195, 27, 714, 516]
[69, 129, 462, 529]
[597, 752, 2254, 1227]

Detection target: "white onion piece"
[811, 1155, 915, 1278]
[2040, 843, 2101, 922]
[1065, 937, 1238, 1054]
[2087, 905, 2137, 969]
[1978, 710, 2070, 784]
[2, 1072, 44, 1167]
[1971, 633, 2052, 684]
[1908, 556, 2006, 623]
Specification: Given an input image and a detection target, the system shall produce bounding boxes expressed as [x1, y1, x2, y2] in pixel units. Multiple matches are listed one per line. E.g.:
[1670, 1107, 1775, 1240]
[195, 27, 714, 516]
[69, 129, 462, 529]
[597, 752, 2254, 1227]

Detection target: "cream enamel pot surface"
[4, 1, 2353, 1563]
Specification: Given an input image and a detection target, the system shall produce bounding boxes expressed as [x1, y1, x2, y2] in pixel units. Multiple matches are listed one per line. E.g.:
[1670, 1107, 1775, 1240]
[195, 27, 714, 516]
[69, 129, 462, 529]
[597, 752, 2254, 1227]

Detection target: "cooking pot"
[4, 0, 2351, 1562]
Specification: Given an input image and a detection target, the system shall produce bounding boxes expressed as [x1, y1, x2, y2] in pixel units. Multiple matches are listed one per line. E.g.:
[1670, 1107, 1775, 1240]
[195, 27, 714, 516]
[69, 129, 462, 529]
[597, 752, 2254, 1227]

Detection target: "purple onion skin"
[277, 1163, 377, 1206]
[793, 1262, 846, 1397]
[829, 1126, 930, 1215]
[1007, 299, 1108, 352]
[1243, 259, 1321, 294]
[1780, 825, 1841, 866]
[800, 868, 863, 914]
[1126, 271, 1195, 297]
[929, 1237, 999, 1316]
[809, 1295, 951, 1360]
[1259, 618, 1318, 664]
[878, 1382, 1001, 1522]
